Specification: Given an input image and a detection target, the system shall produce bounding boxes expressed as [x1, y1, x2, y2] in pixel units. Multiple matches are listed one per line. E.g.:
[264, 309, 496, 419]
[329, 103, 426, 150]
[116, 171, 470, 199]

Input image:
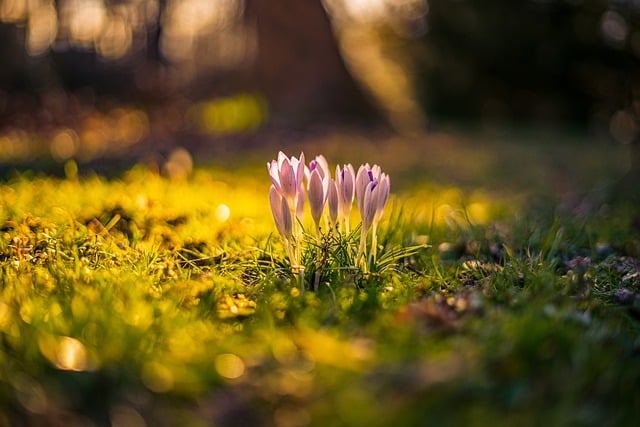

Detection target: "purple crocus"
[355, 164, 390, 270]
[268, 151, 305, 217]
[355, 163, 382, 215]
[307, 166, 329, 232]
[307, 155, 330, 181]
[355, 164, 385, 224]
[267, 151, 306, 271]
[269, 184, 292, 241]
[336, 164, 355, 233]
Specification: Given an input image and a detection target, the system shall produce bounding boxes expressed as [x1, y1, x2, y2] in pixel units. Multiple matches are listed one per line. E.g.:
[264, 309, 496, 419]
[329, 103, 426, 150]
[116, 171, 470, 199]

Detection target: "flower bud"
[269, 185, 292, 240]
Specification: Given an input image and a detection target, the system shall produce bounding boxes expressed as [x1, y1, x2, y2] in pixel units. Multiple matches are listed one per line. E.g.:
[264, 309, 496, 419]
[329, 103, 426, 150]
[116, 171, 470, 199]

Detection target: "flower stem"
[357, 227, 368, 273]
[314, 226, 322, 291]
[369, 222, 378, 268]
[292, 264, 305, 294]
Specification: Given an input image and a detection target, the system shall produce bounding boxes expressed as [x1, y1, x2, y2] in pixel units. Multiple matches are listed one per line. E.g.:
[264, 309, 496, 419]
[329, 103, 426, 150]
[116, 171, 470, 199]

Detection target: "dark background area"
[1, 0, 640, 169]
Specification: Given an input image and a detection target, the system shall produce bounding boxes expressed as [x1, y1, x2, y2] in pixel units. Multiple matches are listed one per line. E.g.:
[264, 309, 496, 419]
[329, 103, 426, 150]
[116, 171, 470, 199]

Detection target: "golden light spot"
[0, 130, 33, 161]
[435, 203, 454, 225]
[271, 336, 298, 365]
[136, 194, 149, 211]
[161, 0, 243, 62]
[63, 0, 107, 46]
[38, 333, 99, 372]
[215, 353, 245, 379]
[216, 294, 257, 319]
[55, 336, 88, 371]
[467, 202, 489, 224]
[19, 300, 32, 324]
[44, 302, 62, 323]
[0, 301, 13, 330]
[215, 204, 231, 222]
[163, 148, 193, 180]
[295, 330, 370, 371]
[26, 3, 58, 56]
[64, 159, 78, 181]
[141, 362, 174, 393]
[124, 303, 154, 330]
[50, 129, 79, 161]
[0, 0, 27, 22]
[190, 94, 267, 134]
[113, 109, 148, 145]
[97, 14, 132, 59]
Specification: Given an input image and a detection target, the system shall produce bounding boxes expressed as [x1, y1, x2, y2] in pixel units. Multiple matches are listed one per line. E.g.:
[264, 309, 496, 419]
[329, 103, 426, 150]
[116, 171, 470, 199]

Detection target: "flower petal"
[377, 174, 390, 212]
[270, 185, 291, 239]
[328, 178, 338, 224]
[308, 169, 327, 226]
[268, 160, 282, 193]
[279, 158, 297, 203]
[355, 164, 371, 214]
[362, 180, 377, 231]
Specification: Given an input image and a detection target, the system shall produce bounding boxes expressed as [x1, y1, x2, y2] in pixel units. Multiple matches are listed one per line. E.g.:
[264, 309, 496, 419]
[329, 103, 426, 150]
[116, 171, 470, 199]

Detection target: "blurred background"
[0, 0, 639, 182]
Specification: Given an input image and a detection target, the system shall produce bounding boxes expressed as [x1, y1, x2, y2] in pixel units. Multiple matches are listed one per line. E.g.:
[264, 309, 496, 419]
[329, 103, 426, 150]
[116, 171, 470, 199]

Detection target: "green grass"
[0, 137, 639, 427]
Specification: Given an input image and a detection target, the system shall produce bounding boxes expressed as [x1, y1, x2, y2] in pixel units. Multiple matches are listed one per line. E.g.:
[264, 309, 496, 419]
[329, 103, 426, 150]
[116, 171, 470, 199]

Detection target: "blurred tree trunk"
[244, 0, 381, 123]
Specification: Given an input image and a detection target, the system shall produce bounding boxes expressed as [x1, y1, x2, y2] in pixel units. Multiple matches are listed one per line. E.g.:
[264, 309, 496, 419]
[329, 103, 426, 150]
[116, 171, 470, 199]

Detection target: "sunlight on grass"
[0, 161, 638, 426]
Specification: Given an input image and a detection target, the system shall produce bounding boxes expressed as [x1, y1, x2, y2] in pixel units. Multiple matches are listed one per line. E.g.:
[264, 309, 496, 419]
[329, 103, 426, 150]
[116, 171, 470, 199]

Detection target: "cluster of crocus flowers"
[355, 164, 390, 267]
[268, 152, 306, 272]
[268, 151, 390, 278]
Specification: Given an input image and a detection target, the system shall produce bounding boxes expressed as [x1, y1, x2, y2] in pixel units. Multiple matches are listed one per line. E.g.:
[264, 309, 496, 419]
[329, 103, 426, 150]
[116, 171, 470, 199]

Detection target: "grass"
[0, 133, 639, 427]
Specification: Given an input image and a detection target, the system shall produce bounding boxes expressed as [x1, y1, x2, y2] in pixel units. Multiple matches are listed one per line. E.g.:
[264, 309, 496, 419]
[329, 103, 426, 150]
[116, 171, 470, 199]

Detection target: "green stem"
[343, 216, 352, 260]
[293, 265, 305, 294]
[357, 227, 368, 273]
[288, 204, 305, 292]
[370, 222, 378, 268]
[314, 225, 322, 291]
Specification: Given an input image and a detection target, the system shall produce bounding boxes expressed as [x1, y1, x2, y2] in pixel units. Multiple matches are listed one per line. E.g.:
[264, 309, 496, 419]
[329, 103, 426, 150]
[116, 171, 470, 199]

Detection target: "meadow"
[0, 129, 639, 426]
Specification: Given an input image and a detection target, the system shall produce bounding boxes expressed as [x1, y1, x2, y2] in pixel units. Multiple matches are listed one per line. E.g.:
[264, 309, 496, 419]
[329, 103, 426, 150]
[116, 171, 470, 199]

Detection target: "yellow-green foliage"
[0, 164, 638, 426]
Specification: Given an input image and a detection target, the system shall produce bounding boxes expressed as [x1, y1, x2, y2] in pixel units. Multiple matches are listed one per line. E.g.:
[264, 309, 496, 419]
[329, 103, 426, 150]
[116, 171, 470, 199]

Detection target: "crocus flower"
[308, 166, 330, 231]
[269, 184, 292, 240]
[268, 152, 306, 275]
[355, 164, 390, 270]
[373, 173, 390, 225]
[336, 164, 355, 232]
[268, 151, 306, 216]
[361, 181, 377, 233]
[355, 164, 382, 221]
[359, 171, 390, 233]
[307, 155, 330, 181]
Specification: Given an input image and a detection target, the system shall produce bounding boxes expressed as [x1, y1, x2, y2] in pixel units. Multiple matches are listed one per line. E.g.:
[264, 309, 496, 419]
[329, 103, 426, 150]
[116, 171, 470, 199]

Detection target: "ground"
[0, 126, 639, 426]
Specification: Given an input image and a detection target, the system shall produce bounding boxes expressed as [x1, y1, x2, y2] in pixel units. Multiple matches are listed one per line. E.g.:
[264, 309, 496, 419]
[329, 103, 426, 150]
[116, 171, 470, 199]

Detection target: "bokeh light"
[141, 362, 175, 393]
[38, 334, 98, 372]
[163, 148, 193, 180]
[215, 353, 245, 379]
[188, 94, 268, 135]
[215, 204, 231, 222]
[26, 1, 57, 56]
[601, 9, 628, 48]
